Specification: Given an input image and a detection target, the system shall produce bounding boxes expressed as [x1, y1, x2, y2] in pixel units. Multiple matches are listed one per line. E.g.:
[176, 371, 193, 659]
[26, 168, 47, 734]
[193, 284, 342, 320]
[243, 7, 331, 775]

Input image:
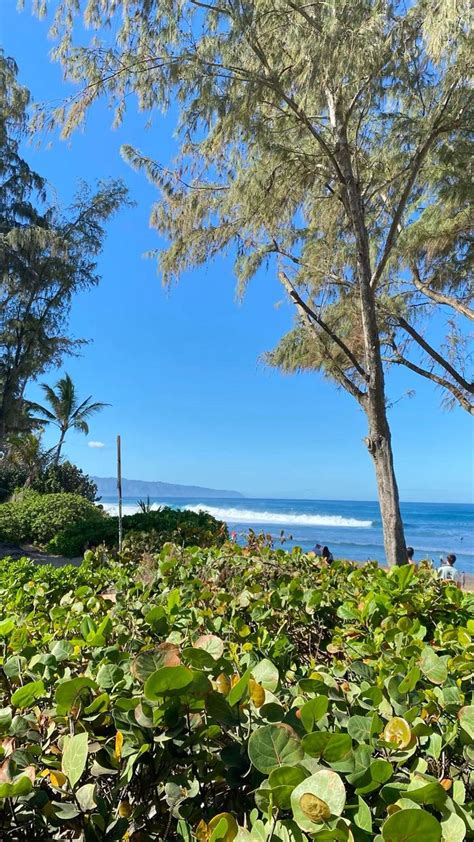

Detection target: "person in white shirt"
[438, 554, 463, 588]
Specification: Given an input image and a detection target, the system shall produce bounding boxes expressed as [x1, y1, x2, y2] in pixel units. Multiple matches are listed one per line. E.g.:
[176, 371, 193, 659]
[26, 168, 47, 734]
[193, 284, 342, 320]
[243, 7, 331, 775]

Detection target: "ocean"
[100, 496, 474, 575]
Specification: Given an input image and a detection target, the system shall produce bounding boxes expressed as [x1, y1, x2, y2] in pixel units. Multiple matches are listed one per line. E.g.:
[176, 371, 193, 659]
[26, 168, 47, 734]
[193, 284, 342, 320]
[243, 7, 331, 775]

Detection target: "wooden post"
[117, 435, 123, 552]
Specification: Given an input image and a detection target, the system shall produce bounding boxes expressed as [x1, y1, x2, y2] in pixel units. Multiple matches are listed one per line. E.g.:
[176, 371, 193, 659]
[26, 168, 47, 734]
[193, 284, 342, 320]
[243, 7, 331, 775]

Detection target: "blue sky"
[2, 2, 473, 503]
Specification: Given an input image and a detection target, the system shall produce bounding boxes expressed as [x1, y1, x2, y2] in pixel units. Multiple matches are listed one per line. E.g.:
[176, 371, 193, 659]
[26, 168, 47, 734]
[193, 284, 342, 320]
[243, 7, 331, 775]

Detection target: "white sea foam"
[183, 504, 373, 528]
[100, 502, 166, 516]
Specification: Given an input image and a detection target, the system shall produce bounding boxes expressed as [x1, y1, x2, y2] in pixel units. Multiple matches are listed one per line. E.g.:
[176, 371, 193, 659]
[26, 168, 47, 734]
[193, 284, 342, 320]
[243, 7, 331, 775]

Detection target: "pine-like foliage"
[28, 0, 473, 413]
[0, 51, 129, 444]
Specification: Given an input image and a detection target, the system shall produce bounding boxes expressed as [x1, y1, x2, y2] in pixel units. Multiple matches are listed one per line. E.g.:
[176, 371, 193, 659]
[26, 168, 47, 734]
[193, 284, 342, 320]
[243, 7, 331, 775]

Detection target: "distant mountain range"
[92, 476, 243, 499]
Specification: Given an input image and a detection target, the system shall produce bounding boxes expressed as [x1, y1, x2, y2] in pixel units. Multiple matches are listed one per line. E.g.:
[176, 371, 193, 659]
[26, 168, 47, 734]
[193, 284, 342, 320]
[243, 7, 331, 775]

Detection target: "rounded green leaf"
[11, 680, 44, 709]
[194, 634, 224, 660]
[323, 733, 352, 764]
[290, 770, 346, 832]
[251, 659, 279, 691]
[268, 765, 308, 809]
[419, 648, 447, 685]
[347, 715, 372, 743]
[248, 725, 304, 774]
[440, 811, 467, 842]
[458, 706, 474, 740]
[183, 647, 216, 669]
[144, 666, 194, 699]
[55, 677, 98, 713]
[131, 643, 181, 682]
[382, 809, 441, 841]
[300, 696, 329, 732]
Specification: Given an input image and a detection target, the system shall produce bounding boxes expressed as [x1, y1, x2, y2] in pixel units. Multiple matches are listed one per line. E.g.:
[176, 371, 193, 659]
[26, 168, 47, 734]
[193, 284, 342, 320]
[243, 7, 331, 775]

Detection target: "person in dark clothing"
[322, 546, 333, 564]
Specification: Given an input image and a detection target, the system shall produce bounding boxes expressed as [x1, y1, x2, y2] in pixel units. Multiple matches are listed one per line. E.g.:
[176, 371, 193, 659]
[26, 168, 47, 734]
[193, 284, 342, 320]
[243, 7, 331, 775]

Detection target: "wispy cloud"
[88, 441, 105, 449]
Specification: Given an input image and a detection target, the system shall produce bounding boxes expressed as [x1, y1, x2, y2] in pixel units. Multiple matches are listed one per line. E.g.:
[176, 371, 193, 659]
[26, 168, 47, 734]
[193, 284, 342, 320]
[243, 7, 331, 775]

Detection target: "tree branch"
[395, 315, 473, 394]
[389, 350, 473, 415]
[371, 84, 461, 289]
[411, 263, 474, 321]
[278, 270, 368, 388]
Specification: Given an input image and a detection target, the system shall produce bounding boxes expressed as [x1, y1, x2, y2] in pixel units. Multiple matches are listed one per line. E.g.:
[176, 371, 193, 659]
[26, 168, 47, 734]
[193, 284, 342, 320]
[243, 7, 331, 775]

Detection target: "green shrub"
[48, 517, 117, 556]
[32, 461, 98, 501]
[0, 491, 105, 549]
[0, 547, 471, 839]
[51, 505, 228, 557]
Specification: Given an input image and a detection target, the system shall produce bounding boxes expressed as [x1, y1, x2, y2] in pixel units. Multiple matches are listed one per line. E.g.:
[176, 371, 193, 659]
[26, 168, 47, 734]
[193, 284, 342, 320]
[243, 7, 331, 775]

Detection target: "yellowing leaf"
[215, 673, 231, 694]
[115, 731, 124, 760]
[118, 800, 132, 817]
[50, 771, 67, 787]
[196, 819, 209, 842]
[299, 792, 331, 822]
[383, 717, 412, 749]
[249, 678, 265, 708]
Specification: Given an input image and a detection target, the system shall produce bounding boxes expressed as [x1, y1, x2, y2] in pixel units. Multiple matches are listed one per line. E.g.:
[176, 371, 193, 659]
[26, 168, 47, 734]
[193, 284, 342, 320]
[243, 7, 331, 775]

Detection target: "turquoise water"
[101, 497, 474, 575]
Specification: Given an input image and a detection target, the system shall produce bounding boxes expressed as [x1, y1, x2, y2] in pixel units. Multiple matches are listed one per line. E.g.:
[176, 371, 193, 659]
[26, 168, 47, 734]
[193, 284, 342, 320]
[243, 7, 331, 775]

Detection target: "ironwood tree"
[0, 51, 128, 447]
[28, 0, 473, 565]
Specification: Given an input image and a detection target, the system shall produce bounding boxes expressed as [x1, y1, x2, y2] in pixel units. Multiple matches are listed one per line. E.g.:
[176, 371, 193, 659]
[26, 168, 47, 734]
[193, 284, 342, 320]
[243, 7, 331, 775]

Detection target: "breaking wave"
[183, 504, 373, 528]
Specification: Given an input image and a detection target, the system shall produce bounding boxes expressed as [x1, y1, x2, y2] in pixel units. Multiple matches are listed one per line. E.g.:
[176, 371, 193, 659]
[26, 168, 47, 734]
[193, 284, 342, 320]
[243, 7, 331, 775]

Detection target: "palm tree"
[29, 374, 108, 464]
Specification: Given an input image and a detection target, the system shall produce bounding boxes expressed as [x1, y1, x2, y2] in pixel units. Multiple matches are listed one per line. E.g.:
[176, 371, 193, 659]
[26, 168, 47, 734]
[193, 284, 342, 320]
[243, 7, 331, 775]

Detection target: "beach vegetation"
[26, 0, 473, 566]
[0, 543, 471, 838]
[0, 51, 129, 450]
[0, 494, 227, 556]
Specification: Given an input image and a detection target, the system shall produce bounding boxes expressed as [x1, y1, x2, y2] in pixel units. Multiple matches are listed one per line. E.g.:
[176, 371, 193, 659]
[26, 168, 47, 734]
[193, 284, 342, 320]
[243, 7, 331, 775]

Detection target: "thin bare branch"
[278, 269, 368, 384]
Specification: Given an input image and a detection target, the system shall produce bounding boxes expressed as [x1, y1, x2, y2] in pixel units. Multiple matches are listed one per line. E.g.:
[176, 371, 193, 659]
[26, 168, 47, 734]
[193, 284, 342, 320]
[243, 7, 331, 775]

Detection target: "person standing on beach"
[438, 554, 463, 588]
[407, 546, 415, 564]
[322, 546, 334, 564]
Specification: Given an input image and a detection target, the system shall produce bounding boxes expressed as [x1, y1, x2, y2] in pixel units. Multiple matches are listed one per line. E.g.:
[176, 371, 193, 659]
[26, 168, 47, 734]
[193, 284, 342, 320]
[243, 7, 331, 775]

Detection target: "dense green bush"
[0, 495, 227, 556]
[0, 491, 105, 549]
[0, 460, 98, 503]
[0, 464, 28, 502]
[52, 505, 228, 556]
[0, 546, 472, 840]
[32, 461, 98, 501]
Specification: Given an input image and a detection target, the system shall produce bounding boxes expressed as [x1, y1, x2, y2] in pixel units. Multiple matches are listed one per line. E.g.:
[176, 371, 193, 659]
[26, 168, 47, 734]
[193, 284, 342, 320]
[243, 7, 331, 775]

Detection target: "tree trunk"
[55, 430, 66, 465]
[365, 393, 407, 567]
[329, 97, 407, 566]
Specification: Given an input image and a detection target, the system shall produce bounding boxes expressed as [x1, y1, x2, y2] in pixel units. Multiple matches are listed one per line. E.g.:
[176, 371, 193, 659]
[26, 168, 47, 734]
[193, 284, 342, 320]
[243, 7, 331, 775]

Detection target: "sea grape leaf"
[11, 680, 44, 709]
[0, 619, 15, 637]
[56, 677, 98, 713]
[182, 647, 216, 669]
[268, 765, 308, 809]
[194, 634, 224, 661]
[351, 759, 393, 795]
[301, 731, 332, 757]
[251, 659, 279, 691]
[62, 732, 89, 789]
[208, 812, 238, 841]
[419, 648, 448, 685]
[381, 808, 442, 841]
[347, 715, 372, 743]
[354, 795, 372, 832]
[458, 706, 474, 740]
[398, 667, 420, 694]
[440, 811, 467, 842]
[144, 666, 195, 699]
[131, 643, 180, 682]
[290, 770, 346, 833]
[248, 725, 304, 774]
[76, 782, 97, 812]
[323, 733, 353, 764]
[300, 696, 329, 732]
[227, 669, 252, 707]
